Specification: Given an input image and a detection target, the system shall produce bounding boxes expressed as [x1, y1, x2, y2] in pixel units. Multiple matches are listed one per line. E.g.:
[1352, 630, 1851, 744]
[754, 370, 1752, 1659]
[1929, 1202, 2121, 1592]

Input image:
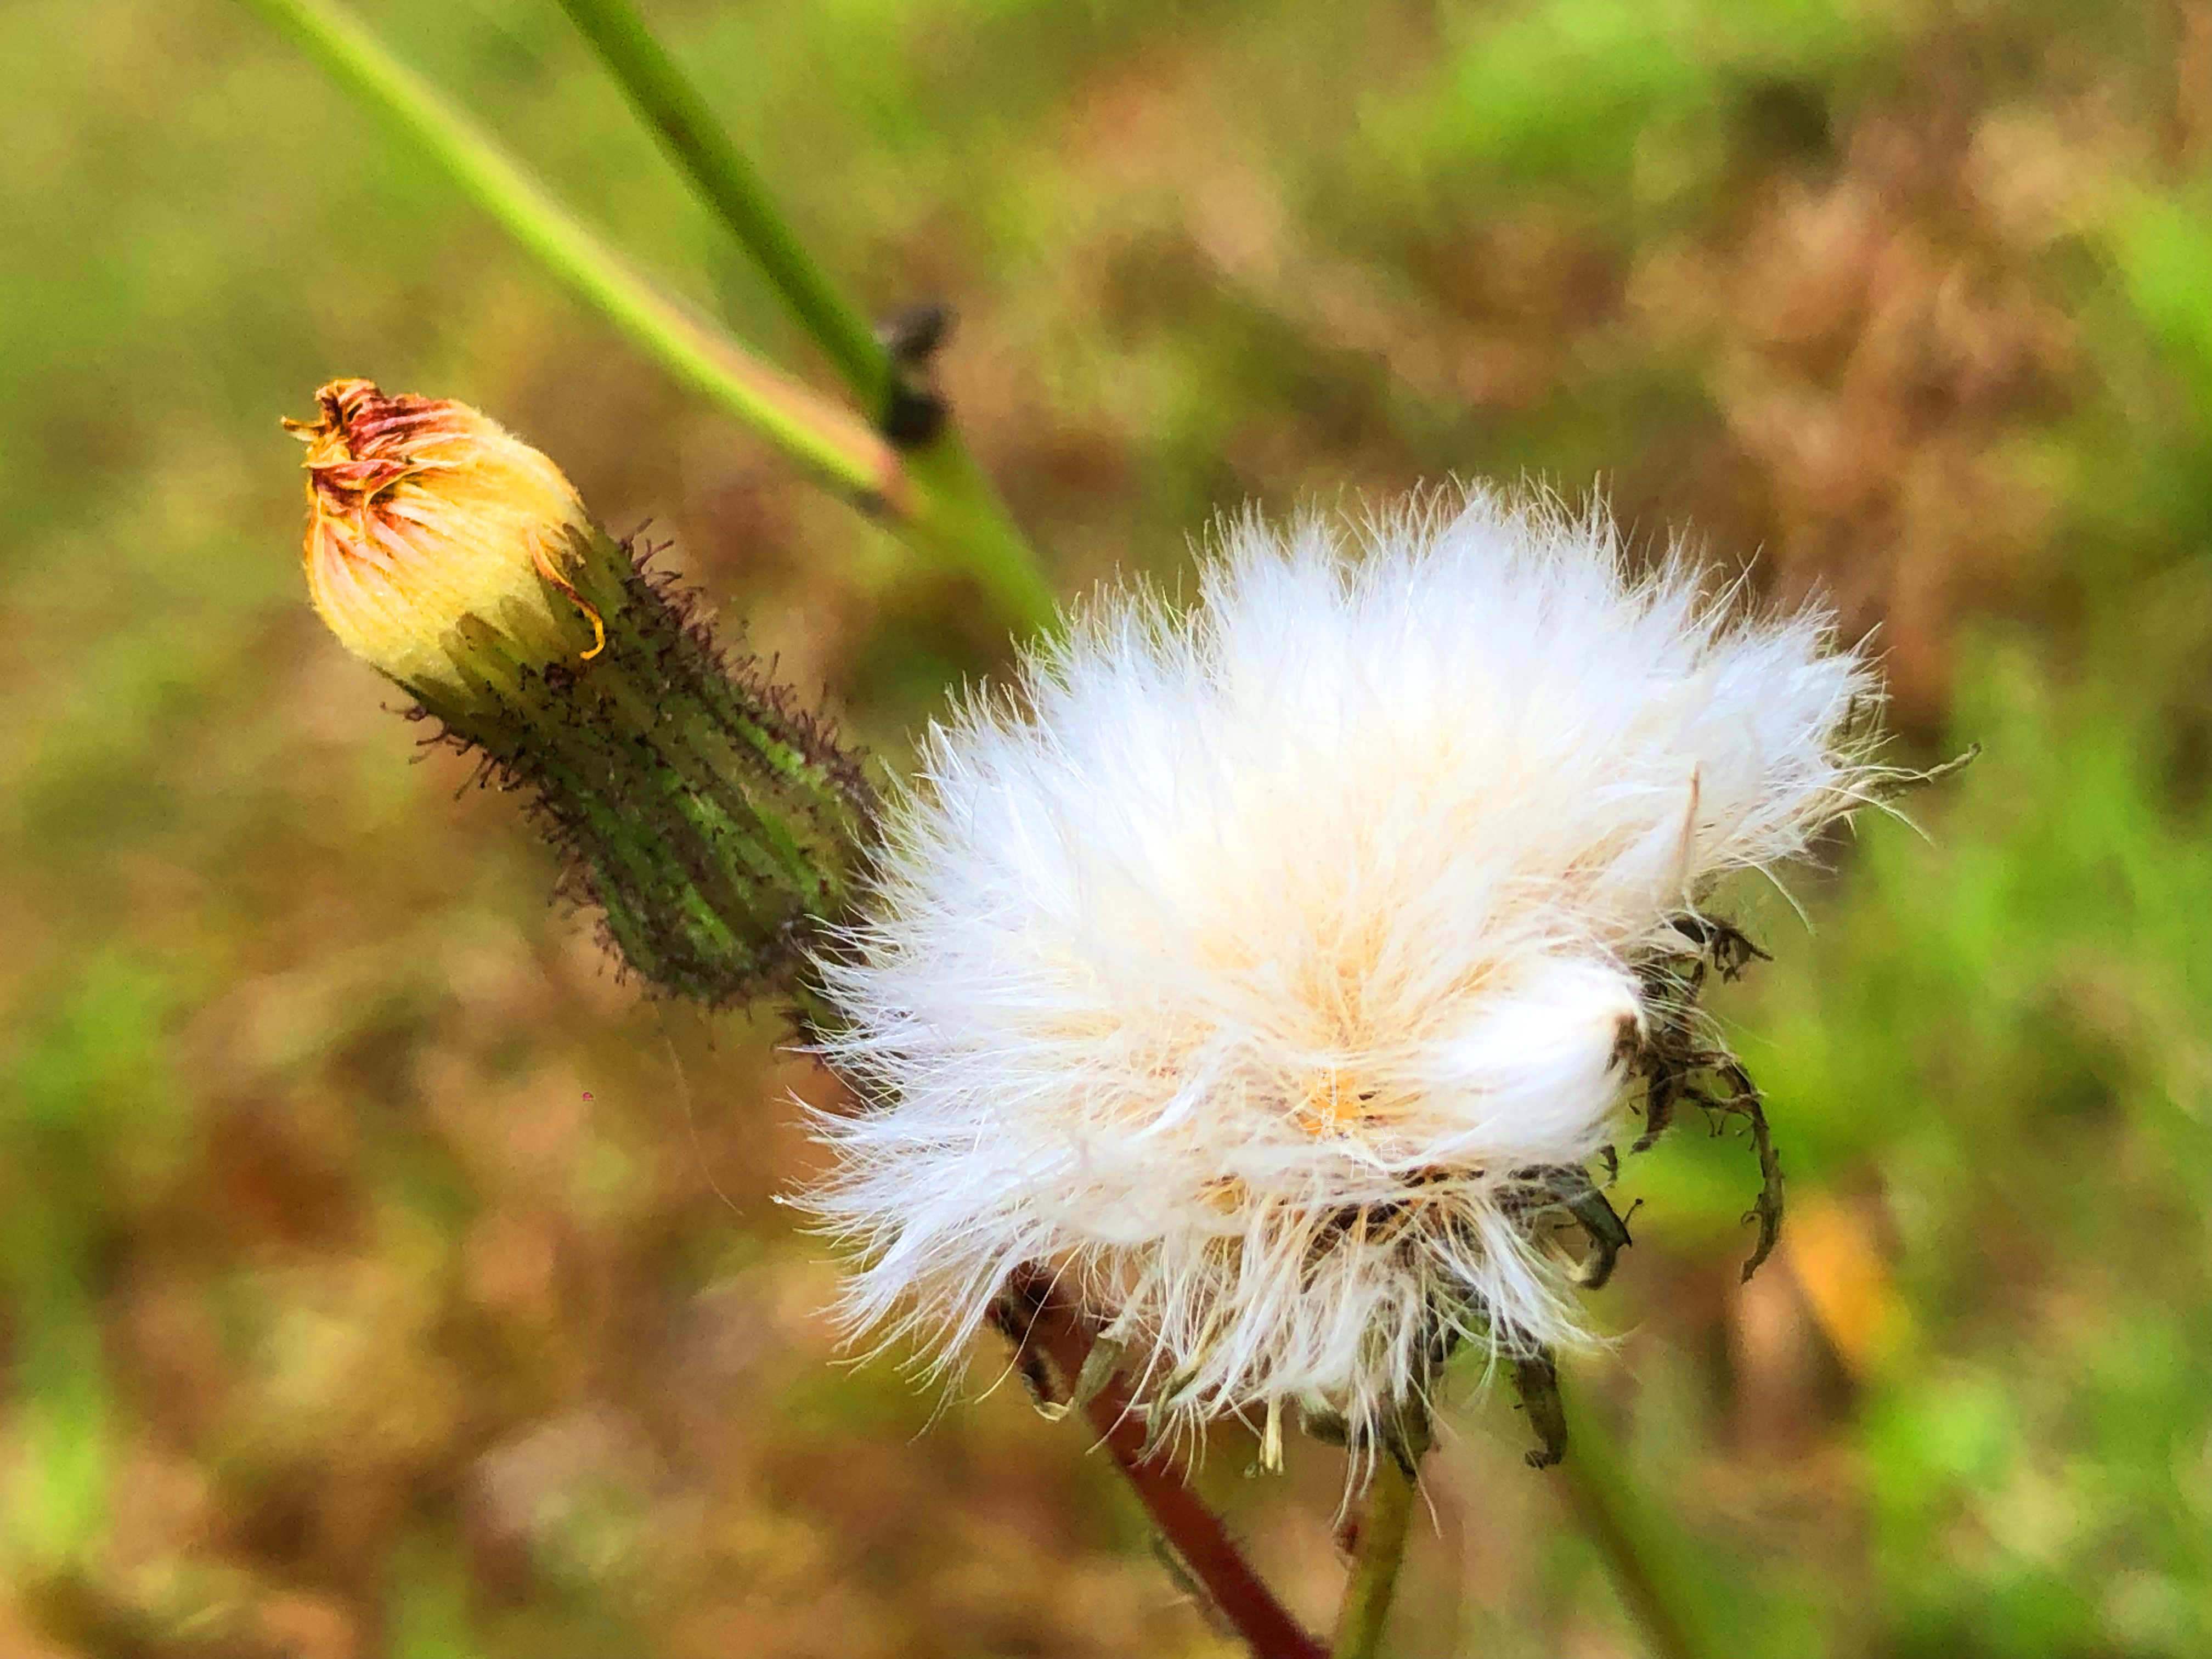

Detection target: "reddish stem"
[999, 1275, 1327, 1659]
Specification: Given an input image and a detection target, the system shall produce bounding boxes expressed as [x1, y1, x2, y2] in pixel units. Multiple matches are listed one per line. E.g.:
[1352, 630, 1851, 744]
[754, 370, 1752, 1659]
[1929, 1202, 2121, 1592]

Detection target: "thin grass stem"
[549, 0, 1058, 635]
[1550, 1368, 1717, 1659]
[551, 0, 893, 409]
[240, 0, 905, 506]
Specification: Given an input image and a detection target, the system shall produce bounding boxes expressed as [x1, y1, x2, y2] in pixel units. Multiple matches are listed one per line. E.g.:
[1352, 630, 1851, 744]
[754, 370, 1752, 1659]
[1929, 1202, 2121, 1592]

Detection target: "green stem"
[1550, 1369, 1715, 1659]
[240, 0, 904, 507]
[1331, 1428, 1427, 1659]
[247, 0, 1058, 636]
[550, 0, 893, 409]
[901, 436, 1059, 636]
[548, 0, 1059, 636]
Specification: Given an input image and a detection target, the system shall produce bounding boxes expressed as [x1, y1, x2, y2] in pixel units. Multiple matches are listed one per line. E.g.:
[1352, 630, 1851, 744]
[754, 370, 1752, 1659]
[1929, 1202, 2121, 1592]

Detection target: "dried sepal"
[1509, 1345, 1568, 1470]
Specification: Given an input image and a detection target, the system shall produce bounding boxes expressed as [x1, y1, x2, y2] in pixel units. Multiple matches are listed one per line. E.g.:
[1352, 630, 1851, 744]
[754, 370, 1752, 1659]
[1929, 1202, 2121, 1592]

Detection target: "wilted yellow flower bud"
[285, 379, 874, 1013]
[287, 378, 603, 688]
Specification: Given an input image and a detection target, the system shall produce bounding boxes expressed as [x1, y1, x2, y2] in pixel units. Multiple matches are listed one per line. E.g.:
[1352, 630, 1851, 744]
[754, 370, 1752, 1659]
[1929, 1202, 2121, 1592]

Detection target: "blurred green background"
[4, 0, 2211, 1654]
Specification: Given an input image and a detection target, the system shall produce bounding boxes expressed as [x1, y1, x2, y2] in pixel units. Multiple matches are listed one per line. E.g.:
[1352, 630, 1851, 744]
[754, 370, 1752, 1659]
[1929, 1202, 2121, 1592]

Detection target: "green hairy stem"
[403, 529, 873, 1014]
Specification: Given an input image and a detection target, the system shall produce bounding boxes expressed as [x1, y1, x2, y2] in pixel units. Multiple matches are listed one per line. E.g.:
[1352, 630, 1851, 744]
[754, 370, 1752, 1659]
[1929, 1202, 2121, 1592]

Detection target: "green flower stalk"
[289, 378, 873, 1009]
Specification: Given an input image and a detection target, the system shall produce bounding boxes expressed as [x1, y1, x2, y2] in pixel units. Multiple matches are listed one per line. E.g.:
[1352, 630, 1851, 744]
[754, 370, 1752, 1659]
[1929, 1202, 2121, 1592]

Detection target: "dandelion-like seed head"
[288, 378, 597, 687]
[810, 488, 1883, 1458]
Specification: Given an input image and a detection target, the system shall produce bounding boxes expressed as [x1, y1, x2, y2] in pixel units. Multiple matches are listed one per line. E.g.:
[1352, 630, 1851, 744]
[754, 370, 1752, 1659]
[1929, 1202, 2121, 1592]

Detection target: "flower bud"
[289, 378, 603, 692]
[288, 379, 874, 1011]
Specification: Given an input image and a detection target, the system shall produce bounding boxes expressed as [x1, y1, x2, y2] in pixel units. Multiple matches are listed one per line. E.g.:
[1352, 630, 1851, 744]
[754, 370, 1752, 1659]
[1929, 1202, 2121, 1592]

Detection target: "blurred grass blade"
[239, 0, 906, 510]
[551, 0, 894, 411]
[1551, 1367, 1723, 1659]
[389, 1532, 482, 1659]
[241, 0, 1058, 636]
[3, 1217, 110, 1570]
[549, 0, 1058, 636]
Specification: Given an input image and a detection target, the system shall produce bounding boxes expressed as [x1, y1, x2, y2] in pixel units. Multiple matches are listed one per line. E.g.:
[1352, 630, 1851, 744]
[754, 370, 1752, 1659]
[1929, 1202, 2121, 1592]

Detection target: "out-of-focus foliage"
[2, 0, 2209, 1654]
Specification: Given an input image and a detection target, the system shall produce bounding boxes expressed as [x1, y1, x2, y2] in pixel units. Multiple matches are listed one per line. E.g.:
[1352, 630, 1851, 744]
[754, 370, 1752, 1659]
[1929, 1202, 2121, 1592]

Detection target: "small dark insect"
[877, 302, 955, 448]
[878, 386, 946, 450]
[878, 300, 953, 367]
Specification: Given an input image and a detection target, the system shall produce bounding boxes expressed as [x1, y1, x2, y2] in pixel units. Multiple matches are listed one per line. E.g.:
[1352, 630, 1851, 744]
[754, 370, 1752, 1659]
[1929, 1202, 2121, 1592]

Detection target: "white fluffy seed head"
[808, 487, 1882, 1450]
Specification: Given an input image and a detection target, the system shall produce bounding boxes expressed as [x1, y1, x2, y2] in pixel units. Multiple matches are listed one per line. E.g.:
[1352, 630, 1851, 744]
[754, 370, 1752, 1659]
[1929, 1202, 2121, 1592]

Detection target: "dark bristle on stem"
[400, 531, 874, 1023]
